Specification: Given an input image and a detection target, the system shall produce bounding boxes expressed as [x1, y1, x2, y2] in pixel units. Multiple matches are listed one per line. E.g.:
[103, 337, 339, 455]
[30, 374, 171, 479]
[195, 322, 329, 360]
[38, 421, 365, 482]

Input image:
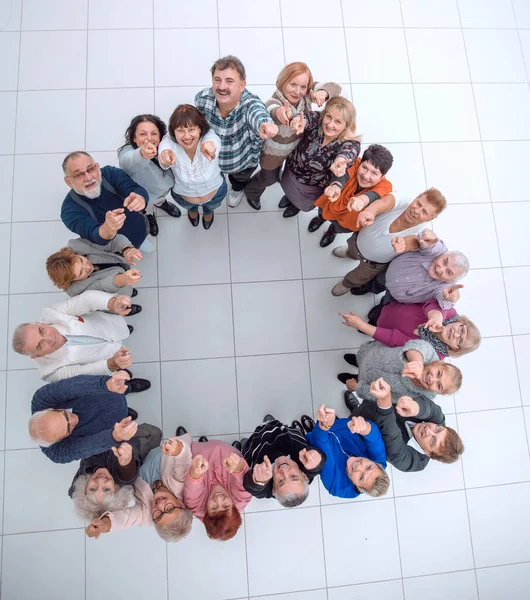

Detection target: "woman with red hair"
[183, 439, 251, 541]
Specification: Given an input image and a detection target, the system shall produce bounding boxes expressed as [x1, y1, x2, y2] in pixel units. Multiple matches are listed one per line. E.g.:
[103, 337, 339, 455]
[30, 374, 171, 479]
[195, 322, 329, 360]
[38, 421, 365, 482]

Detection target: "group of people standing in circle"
[11, 55, 481, 544]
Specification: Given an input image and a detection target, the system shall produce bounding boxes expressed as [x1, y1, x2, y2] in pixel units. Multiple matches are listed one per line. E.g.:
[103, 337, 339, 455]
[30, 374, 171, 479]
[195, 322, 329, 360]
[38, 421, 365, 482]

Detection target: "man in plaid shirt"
[195, 55, 278, 208]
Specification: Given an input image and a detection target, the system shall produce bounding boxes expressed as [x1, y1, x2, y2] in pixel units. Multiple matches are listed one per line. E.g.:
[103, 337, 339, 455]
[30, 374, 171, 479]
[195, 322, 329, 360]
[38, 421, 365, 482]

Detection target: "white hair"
[445, 251, 469, 279]
[71, 473, 134, 522]
[12, 323, 32, 355]
[28, 411, 54, 447]
[154, 508, 193, 542]
[274, 478, 310, 508]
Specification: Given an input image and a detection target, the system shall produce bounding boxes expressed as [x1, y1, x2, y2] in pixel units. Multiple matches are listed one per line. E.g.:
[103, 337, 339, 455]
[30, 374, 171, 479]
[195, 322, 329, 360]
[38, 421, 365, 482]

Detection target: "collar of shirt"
[405, 421, 425, 454]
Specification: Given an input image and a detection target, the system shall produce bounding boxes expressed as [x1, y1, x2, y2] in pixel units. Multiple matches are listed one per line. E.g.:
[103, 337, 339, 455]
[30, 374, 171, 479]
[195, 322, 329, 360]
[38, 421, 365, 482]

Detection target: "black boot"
[199, 436, 209, 442]
[147, 214, 159, 236]
[344, 391, 359, 411]
[367, 303, 383, 326]
[231, 440, 242, 452]
[344, 353, 358, 367]
[283, 204, 300, 218]
[278, 195, 290, 209]
[308, 214, 325, 233]
[320, 224, 337, 248]
[301, 415, 315, 433]
[176, 426, 187, 436]
[291, 420, 304, 434]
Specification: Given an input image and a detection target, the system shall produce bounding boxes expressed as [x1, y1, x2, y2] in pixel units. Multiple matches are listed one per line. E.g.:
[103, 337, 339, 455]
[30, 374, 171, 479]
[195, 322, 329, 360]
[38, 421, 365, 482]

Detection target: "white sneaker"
[333, 246, 349, 259]
[227, 188, 245, 208]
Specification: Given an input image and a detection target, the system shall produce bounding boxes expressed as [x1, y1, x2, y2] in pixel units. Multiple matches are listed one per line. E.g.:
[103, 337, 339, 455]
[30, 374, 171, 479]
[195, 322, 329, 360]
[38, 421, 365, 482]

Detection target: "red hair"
[203, 507, 242, 541]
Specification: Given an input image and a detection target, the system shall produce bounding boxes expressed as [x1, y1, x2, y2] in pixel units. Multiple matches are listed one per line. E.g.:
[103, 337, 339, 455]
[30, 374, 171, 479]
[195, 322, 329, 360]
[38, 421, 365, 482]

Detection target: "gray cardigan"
[64, 236, 133, 297]
[356, 339, 439, 406]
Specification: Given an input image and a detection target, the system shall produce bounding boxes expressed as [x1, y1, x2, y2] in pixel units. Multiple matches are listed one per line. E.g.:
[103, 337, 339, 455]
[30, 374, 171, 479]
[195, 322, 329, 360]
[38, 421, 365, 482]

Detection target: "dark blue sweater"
[60, 166, 149, 248]
[306, 418, 387, 499]
[31, 375, 127, 464]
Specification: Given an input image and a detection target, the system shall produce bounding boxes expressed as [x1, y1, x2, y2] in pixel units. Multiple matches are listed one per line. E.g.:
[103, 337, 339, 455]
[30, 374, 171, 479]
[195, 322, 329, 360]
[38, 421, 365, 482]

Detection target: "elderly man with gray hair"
[84, 429, 194, 543]
[242, 415, 326, 508]
[384, 229, 469, 309]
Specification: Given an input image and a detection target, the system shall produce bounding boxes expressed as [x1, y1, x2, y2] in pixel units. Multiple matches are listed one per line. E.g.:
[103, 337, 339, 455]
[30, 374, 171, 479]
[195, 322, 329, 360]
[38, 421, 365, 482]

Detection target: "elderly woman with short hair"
[339, 339, 463, 413]
[46, 235, 143, 298]
[69, 423, 162, 522]
[184, 439, 252, 541]
[339, 300, 481, 360]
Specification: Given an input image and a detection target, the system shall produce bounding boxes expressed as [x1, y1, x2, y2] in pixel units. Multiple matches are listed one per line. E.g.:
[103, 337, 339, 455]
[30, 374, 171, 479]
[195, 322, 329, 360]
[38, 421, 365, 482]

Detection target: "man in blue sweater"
[29, 371, 138, 464]
[61, 151, 150, 249]
[306, 404, 390, 499]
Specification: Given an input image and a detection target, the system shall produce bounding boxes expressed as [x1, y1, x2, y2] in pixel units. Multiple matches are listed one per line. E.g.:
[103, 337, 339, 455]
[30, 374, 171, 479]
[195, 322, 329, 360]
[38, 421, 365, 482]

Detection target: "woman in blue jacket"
[306, 404, 390, 499]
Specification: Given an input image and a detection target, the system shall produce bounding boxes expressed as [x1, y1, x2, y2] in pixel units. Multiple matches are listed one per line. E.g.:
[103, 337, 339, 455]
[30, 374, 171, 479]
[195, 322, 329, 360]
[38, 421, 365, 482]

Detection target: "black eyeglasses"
[61, 410, 72, 436]
[153, 503, 177, 523]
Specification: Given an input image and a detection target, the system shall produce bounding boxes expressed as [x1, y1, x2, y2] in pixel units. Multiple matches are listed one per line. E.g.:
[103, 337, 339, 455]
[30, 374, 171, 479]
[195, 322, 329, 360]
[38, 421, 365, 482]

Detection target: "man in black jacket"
[243, 416, 326, 507]
[348, 378, 464, 472]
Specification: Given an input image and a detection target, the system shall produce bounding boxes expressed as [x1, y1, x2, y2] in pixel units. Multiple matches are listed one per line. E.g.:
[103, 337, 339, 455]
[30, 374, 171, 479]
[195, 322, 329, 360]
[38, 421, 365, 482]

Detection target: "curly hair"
[154, 507, 194, 543]
[71, 474, 134, 522]
[203, 507, 242, 541]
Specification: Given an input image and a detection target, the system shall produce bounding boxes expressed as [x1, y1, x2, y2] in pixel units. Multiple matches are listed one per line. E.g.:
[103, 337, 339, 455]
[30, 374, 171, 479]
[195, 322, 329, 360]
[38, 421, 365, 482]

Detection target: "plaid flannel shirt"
[195, 87, 272, 174]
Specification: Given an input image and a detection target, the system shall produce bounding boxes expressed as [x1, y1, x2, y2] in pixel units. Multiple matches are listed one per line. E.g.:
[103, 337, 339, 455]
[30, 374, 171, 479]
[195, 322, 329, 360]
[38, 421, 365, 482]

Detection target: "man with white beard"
[61, 151, 150, 249]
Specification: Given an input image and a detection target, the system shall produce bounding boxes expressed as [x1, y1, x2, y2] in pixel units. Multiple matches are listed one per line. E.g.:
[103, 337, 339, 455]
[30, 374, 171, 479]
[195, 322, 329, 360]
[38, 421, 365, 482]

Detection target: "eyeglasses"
[66, 163, 99, 182]
[153, 503, 177, 523]
[61, 410, 72, 436]
[455, 323, 466, 349]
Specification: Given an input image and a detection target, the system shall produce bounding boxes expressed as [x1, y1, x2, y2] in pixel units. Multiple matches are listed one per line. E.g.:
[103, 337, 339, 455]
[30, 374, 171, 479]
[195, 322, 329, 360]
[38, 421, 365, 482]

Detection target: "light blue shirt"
[65, 335, 107, 345]
[139, 446, 162, 486]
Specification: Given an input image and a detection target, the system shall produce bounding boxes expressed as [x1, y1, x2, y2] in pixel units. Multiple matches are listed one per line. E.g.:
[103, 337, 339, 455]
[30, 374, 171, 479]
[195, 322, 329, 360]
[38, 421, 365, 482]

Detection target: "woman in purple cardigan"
[339, 299, 481, 360]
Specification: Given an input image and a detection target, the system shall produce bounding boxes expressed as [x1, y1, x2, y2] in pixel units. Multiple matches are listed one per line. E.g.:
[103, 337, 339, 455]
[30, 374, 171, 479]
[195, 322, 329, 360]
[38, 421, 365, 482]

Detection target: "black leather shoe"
[126, 304, 142, 317]
[203, 213, 214, 230]
[231, 440, 242, 452]
[301, 415, 315, 433]
[283, 204, 300, 218]
[344, 353, 358, 367]
[264, 414, 275, 422]
[176, 426, 187, 436]
[199, 436, 209, 442]
[126, 378, 151, 394]
[320, 227, 337, 248]
[127, 407, 139, 420]
[350, 284, 371, 296]
[247, 197, 261, 211]
[278, 195, 290, 209]
[308, 215, 325, 233]
[188, 211, 200, 227]
[131, 288, 138, 298]
[241, 437, 249, 452]
[337, 372, 357, 384]
[291, 420, 304, 434]
[127, 325, 134, 334]
[158, 199, 181, 217]
[123, 368, 134, 378]
[344, 391, 359, 411]
[147, 214, 159, 237]
[367, 303, 383, 326]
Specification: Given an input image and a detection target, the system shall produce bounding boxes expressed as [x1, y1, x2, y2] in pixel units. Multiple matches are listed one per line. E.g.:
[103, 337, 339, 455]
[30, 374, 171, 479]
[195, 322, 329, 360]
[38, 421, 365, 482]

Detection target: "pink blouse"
[373, 300, 456, 360]
[183, 440, 252, 521]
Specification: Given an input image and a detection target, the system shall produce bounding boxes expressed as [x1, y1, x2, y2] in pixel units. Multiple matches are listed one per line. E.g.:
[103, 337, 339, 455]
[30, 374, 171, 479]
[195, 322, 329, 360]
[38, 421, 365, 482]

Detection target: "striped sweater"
[195, 87, 272, 174]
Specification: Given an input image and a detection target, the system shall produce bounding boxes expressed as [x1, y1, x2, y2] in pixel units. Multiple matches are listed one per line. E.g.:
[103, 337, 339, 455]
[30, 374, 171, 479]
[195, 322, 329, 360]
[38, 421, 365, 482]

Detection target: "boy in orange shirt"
[311, 144, 394, 247]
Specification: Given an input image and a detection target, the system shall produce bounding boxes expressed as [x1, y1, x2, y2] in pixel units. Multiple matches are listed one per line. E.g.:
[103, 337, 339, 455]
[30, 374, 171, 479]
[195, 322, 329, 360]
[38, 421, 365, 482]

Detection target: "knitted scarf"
[417, 315, 459, 357]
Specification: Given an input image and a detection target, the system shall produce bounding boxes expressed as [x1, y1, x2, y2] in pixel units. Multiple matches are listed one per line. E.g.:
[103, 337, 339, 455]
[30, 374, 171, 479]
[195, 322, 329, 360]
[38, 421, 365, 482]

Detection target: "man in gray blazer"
[46, 234, 143, 298]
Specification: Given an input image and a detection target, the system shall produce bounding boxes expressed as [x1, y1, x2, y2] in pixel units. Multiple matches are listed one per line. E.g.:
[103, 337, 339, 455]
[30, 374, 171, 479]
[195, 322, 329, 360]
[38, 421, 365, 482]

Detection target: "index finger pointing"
[263, 455, 272, 468]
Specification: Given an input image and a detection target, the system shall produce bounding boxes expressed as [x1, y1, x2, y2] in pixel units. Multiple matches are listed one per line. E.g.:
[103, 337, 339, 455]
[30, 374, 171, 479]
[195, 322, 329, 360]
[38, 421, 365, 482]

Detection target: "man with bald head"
[29, 372, 138, 464]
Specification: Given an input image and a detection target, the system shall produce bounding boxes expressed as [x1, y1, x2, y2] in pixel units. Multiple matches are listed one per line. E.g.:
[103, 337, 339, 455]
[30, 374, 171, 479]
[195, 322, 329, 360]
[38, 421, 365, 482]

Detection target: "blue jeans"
[171, 179, 227, 216]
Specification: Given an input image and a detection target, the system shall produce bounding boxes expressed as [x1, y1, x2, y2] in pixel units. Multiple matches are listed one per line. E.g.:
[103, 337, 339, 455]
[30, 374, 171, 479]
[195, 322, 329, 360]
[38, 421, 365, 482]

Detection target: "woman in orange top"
[310, 144, 394, 247]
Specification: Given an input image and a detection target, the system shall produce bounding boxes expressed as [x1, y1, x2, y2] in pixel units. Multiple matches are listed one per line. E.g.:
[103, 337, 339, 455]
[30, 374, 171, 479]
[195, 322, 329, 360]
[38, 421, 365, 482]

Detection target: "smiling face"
[357, 160, 383, 189]
[346, 457, 380, 491]
[64, 154, 102, 199]
[400, 194, 439, 228]
[412, 422, 448, 456]
[133, 120, 161, 150]
[72, 255, 94, 281]
[283, 72, 310, 105]
[212, 67, 246, 111]
[173, 123, 201, 153]
[86, 468, 116, 504]
[23, 323, 64, 357]
[206, 484, 234, 516]
[428, 253, 465, 282]
[272, 456, 308, 498]
[419, 363, 454, 394]
[321, 107, 347, 140]
[438, 321, 467, 352]
[151, 482, 185, 523]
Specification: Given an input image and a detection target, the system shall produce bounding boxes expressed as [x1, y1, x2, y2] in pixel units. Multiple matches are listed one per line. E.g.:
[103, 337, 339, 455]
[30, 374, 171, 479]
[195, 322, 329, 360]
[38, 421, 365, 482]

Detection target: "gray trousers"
[245, 167, 281, 200]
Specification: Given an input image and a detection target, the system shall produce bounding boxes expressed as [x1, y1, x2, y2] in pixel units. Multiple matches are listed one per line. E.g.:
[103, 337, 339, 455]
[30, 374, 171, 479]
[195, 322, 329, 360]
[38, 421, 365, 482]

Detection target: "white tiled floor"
[1, 0, 529, 598]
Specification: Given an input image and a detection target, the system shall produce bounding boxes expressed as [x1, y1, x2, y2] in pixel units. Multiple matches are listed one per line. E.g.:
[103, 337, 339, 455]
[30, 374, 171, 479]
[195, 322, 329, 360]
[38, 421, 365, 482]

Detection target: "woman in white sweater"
[118, 114, 182, 237]
[158, 105, 226, 230]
